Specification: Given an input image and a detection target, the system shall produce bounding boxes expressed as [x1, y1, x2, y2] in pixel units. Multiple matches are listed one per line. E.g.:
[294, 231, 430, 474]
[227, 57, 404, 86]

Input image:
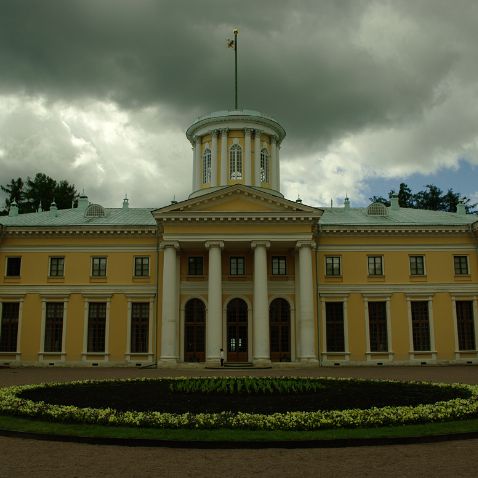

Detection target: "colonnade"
[159, 240, 317, 366]
[191, 129, 281, 191]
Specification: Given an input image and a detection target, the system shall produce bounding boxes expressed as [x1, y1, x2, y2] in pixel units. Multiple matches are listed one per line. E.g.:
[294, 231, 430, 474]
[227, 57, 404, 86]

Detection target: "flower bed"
[1, 377, 477, 431]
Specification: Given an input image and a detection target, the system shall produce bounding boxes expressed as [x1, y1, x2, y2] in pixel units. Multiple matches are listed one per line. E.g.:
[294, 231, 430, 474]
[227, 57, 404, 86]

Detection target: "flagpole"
[234, 28, 238, 109]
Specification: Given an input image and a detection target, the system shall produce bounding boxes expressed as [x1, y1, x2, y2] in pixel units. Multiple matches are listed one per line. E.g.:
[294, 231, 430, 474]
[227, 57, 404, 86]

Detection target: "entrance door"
[269, 298, 291, 362]
[184, 299, 205, 362]
[227, 298, 248, 362]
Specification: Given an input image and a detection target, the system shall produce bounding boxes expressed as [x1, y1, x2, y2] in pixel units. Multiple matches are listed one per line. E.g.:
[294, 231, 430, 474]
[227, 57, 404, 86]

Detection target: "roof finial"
[122, 194, 129, 209]
[171, 194, 178, 205]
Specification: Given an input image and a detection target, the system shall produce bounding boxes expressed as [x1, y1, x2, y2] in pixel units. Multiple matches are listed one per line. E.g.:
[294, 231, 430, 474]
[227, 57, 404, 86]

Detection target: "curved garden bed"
[1, 377, 478, 431]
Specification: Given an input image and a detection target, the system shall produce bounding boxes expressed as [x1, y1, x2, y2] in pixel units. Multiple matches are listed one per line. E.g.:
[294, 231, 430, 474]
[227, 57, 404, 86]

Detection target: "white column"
[297, 241, 317, 361]
[244, 128, 252, 185]
[220, 128, 228, 185]
[159, 241, 180, 364]
[271, 135, 278, 190]
[254, 129, 262, 187]
[193, 136, 201, 191]
[191, 144, 195, 191]
[205, 240, 224, 366]
[276, 143, 281, 191]
[211, 130, 218, 187]
[252, 240, 271, 365]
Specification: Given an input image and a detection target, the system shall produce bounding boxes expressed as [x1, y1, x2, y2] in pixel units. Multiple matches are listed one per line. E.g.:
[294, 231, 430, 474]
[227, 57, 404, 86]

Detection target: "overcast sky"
[1, 0, 477, 209]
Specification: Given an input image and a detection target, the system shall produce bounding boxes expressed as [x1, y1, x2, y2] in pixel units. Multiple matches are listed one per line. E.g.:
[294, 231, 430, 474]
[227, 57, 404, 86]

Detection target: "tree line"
[370, 183, 476, 213]
[0, 173, 78, 215]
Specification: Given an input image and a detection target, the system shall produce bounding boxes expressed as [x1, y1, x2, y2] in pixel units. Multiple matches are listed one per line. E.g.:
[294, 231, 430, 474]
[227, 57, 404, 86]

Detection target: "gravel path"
[1, 365, 477, 478]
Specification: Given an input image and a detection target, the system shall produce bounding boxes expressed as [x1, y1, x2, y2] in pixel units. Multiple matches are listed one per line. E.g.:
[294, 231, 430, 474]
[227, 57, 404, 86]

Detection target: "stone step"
[224, 362, 254, 368]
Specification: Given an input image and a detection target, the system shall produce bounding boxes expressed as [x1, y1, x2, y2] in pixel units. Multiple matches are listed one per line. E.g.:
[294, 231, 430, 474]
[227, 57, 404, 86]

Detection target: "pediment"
[153, 185, 322, 217]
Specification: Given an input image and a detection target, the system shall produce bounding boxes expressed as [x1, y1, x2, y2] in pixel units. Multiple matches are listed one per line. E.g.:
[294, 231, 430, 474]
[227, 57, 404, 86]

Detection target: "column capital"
[220, 128, 229, 135]
[244, 128, 253, 134]
[205, 240, 224, 250]
[271, 135, 278, 144]
[211, 129, 219, 137]
[251, 240, 270, 250]
[296, 240, 315, 250]
[254, 129, 262, 137]
[159, 241, 180, 251]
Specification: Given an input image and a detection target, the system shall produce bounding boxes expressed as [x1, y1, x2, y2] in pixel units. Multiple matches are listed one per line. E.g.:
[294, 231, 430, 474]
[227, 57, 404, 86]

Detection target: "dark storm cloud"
[2, 0, 476, 155]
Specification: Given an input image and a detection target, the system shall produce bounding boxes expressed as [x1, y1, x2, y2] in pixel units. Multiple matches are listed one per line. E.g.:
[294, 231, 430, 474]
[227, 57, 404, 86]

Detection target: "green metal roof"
[320, 206, 477, 226]
[0, 207, 156, 227]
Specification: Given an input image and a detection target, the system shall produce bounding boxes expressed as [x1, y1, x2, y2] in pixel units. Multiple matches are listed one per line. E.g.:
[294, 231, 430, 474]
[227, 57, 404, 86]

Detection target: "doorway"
[269, 298, 291, 362]
[226, 298, 248, 362]
[184, 298, 205, 362]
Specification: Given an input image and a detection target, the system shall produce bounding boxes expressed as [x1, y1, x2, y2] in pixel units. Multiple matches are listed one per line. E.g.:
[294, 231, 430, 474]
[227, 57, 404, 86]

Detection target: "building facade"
[0, 110, 477, 367]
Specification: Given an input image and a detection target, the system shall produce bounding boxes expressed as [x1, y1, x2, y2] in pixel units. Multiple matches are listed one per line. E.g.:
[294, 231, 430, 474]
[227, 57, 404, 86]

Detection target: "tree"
[1, 174, 78, 214]
[369, 183, 477, 213]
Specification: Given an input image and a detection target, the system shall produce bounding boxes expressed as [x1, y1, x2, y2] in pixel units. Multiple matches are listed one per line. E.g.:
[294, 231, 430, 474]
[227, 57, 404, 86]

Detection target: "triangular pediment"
[153, 185, 322, 217]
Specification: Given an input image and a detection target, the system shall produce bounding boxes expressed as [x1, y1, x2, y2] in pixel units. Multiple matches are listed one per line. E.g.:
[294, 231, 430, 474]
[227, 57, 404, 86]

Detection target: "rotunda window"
[202, 148, 211, 184]
[84, 203, 106, 217]
[260, 148, 269, 183]
[229, 144, 242, 180]
[367, 202, 388, 216]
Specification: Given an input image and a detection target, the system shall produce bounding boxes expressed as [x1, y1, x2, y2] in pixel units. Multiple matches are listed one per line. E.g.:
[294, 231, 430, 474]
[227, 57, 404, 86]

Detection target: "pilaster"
[254, 129, 262, 187]
[220, 129, 228, 185]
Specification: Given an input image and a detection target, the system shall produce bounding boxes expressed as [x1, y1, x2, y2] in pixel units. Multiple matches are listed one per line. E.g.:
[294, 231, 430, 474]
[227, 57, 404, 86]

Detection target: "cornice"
[3, 226, 158, 237]
[319, 224, 472, 235]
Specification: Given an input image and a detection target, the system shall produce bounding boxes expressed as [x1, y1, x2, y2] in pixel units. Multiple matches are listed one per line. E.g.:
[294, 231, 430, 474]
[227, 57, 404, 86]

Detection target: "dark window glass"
[230, 256, 245, 275]
[368, 301, 388, 352]
[6, 257, 21, 277]
[184, 299, 206, 362]
[49, 257, 64, 277]
[269, 298, 291, 361]
[454, 256, 469, 275]
[411, 301, 430, 351]
[87, 302, 106, 353]
[0, 303, 19, 352]
[409, 256, 425, 276]
[91, 257, 107, 277]
[44, 302, 64, 353]
[188, 256, 204, 275]
[272, 256, 287, 275]
[456, 301, 476, 350]
[130, 303, 149, 353]
[368, 256, 383, 276]
[326, 256, 341, 276]
[134, 257, 149, 277]
[325, 302, 345, 352]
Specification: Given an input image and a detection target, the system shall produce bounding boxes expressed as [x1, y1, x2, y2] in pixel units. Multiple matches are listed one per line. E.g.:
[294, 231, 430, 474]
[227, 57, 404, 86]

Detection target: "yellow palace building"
[0, 109, 477, 367]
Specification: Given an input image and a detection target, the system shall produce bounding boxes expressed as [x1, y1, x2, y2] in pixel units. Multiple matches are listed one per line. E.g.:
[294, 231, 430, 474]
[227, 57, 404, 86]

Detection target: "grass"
[1, 414, 478, 443]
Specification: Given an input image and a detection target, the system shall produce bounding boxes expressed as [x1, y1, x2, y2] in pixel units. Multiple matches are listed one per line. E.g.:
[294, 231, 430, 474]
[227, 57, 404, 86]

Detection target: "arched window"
[260, 148, 269, 183]
[202, 148, 211, 184]
[229, 144, 242, 180]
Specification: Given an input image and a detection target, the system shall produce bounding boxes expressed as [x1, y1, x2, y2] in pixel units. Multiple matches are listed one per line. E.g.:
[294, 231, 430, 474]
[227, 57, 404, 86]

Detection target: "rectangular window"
[456, 301, 476, 350]
[131, 303, 149, 354]
[454, 256, 469, 275]
[368, 256, 383, 276]
[188, 256, 204, 275]
[230, 256, 245, 276]
[49, 257, 65, 277]
[325, 302, 345, 352]
[411, 301, 431, 351]
[272, 256, 287, 275]
[87, 302, 106, 353]
[0, 303, 19, 352]
[134, 256, 149, 277]
[325, 256, 341, 276]
[44, 302, 64, 353]
[409, 256, 425, 276]
[6, 257, 21, 277]
[368, 301, 388, 352]
[91, 257, 107, 277]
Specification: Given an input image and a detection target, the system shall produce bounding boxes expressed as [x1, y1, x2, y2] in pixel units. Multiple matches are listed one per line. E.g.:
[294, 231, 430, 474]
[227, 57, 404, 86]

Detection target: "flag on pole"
[227, 38, 235, 48]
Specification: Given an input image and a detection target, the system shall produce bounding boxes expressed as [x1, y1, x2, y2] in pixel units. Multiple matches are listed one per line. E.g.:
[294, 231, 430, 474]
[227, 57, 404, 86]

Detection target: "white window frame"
[0, 297, 24, 361]
[409, 255, 426, 276]
[202, 147, 211, 184]
[91, 256, 107, 277]
[364, 295, 393, 361]
[82, 295, 111, 361]
[133, 256, 150, 277]
[320, 296, 349, 363]
[260, 148, 269, 183]
[451, 295, 478, 360]
[229, 144, 242, 180]
[39, 296, 68, 362]
[406, 296, 436, 361]
[48, 256, 65, 278]
[125, 296, 155, 363]
[325, 256, 341, 276]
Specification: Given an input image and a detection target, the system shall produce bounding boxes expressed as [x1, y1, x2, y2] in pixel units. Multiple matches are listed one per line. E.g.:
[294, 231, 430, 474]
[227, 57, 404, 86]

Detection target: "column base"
[205, 359, 222, 368]
[253, 358, 272, 367]
[298, 356, 319, 364]
[157, 357, 178, 367]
